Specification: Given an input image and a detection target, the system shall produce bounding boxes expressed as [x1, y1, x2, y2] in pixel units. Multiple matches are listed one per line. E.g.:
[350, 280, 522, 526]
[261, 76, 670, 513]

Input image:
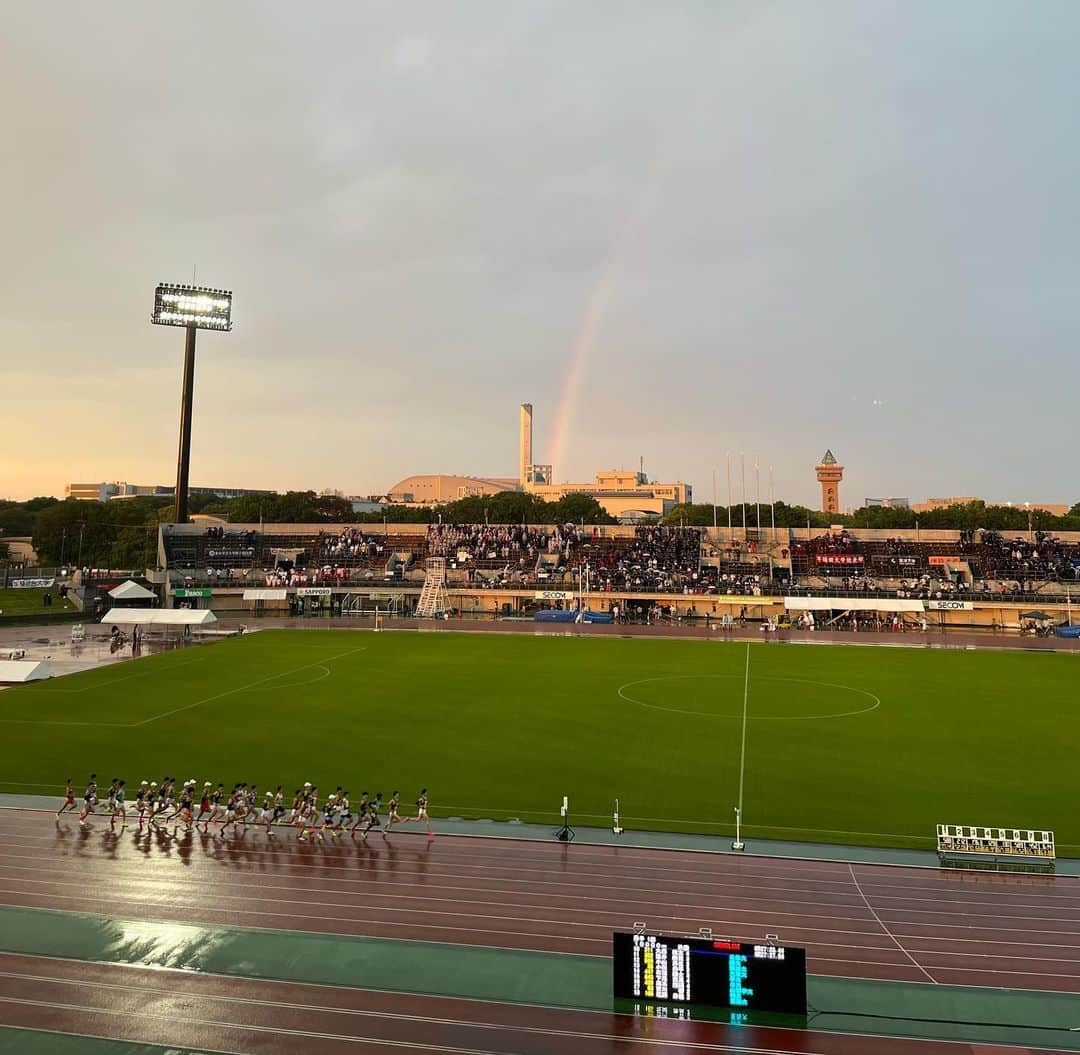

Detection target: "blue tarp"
[534, 609, 613, 624]
[1055, 624, 1080, 638]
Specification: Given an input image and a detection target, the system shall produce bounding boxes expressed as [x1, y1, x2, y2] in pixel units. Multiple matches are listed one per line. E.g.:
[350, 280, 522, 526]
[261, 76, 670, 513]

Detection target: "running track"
[2, 809, 1080, 1053]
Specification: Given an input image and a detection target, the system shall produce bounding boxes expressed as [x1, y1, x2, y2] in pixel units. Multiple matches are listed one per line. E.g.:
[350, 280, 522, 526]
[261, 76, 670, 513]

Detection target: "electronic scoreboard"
[613, 932, 807, 1014]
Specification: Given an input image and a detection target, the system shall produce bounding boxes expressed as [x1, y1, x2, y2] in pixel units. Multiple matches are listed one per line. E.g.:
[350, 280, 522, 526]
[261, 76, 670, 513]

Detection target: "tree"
[548, 493, 615, 525]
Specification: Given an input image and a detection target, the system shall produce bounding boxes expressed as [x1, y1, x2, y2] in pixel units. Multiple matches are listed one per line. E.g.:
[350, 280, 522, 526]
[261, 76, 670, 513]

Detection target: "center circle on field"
[617, 674, 881, 720]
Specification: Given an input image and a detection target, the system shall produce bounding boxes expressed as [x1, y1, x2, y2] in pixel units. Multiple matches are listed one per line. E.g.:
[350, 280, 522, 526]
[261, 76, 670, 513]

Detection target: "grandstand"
[156, 520, 1080, 627]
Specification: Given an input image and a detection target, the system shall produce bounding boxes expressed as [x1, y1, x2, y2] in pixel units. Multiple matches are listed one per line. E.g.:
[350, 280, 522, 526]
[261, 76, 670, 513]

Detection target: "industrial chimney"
[519, 403, 533, 486]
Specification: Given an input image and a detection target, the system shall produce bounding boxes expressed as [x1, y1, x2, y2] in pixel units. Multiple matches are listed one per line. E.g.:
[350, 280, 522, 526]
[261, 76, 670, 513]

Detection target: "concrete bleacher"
[158, 522, 1080, 603]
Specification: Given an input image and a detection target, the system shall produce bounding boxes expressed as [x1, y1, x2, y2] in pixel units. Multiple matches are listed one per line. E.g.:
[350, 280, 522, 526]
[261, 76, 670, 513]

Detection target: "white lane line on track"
[4, 833, 1080, 922]
[849, 863, 937, 984]
[6, 860, 1080, 942]
[9, 886, 1080, 972]
[132, 646, 367, 725]
[0, 1000, 839, 1055]
[0, 860, 926, 929]
[0, 969, 814, 1053]
[9, 894, 1080, 989]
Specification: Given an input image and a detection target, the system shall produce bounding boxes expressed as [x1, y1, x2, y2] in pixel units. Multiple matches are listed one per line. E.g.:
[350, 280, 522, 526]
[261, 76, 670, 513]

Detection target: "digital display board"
[151, 284, 233, 330]
[613, 932, 806, 1014]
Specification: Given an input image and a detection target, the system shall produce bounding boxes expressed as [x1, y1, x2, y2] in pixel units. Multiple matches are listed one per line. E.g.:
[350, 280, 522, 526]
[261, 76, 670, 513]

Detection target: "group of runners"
[55, 775, 433, 840]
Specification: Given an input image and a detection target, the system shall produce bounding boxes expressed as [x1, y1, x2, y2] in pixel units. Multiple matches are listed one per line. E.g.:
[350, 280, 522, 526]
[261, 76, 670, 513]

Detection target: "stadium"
[6, 5, 1080, 1054]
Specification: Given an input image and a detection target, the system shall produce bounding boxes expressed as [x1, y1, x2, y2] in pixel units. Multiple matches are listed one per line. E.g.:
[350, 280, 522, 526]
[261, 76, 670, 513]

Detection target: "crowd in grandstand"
[428, 523, 580, 563]
[321, 529, 384, 562]
[586, 526, 703, 593]
[264, 566, 353, 587]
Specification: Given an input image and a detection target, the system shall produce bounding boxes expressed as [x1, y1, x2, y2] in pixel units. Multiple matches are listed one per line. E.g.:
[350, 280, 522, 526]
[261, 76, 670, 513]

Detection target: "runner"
[134, 781, 150, 828]
[363, 791, 384, 835]
[110, 780, 127, 832]
[403, 787, 433, 835]
[216, 788, 240, 839]
[335, 791, 351, 839]
[202, 783, 225, 833]
[144, 782, 160, 828]
[316, 791, 339, 841]
[268, 786, 285, 835]
[56, 778, 76, 821]
[77, 774, 98, 828]
[195, 782, 213, 826]
[383, 790, 402, 835]
[104, 778, 119, 818]
[286, 788, 303, 827]
[349, 792, 370, 839]
[171, 783, 194, 838]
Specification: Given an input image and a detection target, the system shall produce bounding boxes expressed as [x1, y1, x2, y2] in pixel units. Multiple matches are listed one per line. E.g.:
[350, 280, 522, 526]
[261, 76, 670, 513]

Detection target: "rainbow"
[545, 146, 672, 476]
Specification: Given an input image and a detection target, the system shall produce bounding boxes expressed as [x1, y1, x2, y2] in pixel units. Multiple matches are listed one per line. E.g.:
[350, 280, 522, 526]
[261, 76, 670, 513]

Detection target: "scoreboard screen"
[613, 932, 807, 1014]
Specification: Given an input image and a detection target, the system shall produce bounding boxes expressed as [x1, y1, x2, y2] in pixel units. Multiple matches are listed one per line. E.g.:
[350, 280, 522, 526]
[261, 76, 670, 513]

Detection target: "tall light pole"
[151, 284, 233, 524]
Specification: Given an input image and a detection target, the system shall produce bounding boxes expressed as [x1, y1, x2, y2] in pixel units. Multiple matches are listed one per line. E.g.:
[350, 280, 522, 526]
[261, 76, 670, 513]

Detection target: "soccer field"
[1, 629, 1075, 851]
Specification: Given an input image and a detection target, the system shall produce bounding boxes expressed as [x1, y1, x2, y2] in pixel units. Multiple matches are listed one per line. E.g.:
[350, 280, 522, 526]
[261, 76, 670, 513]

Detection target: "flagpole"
[740, 452, 747, 542]
[726, 452, 732, 539]
[754, 458, 761, 538]
[769, 466, 776, 542]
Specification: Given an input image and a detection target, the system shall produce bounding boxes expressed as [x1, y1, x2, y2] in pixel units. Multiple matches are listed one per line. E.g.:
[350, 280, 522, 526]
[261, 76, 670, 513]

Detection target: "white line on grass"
[131, 646, 367, 726]
[616, 674, 881, 720]
[848, 862, 937, 983]
[16, 655, 207, 695]
[736, 643, 750, 828]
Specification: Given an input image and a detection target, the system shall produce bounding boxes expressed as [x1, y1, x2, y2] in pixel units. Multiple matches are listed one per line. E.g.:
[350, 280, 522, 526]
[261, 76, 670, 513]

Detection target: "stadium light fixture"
[151, 282, 234, 524]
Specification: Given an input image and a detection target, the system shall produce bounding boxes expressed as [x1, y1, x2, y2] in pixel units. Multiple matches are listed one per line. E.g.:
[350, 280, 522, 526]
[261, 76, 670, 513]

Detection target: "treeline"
[663, 499, 1080, 532]
[5, 489, 616, 569]
[8, 491, 1080, 572]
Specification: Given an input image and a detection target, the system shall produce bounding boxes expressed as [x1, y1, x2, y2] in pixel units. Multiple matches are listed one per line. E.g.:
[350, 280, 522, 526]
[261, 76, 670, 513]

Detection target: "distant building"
[864, 497, 911, 510]
[815, 451, 844, 514]
[386, 402, 690, 517]
[65, 482, 273, 502]
[912, 496, 1069, 516]
[386, 475, 519, 505]
[527, 469, 691, 518]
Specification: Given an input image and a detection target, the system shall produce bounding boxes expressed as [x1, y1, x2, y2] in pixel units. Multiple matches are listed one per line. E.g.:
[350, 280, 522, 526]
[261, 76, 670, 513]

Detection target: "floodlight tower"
[150, 284, 233, 523]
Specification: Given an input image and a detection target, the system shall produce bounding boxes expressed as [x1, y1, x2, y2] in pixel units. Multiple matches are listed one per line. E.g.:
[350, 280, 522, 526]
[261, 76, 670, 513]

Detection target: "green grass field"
[1, 629, 1076, 851]
[0, 587, 75, 619]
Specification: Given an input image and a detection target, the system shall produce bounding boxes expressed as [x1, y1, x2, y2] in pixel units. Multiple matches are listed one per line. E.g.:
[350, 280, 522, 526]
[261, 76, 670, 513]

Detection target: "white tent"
[108, 580, 156, 601]
[102, 608, 217, 626]
[0, 660, 52, 683]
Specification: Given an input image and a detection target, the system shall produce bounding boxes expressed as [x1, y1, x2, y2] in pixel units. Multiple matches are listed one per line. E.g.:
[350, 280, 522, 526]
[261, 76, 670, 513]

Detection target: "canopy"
[0, 660, 52, 683]
[107, 580, 156, 601]
[1020, 611, 1054, 621]
[102, 608, 217, 626]
[785, 597, 925, 613]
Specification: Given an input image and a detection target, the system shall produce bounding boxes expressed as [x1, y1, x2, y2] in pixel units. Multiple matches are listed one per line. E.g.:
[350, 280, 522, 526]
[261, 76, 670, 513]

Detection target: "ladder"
[415, 557, 449, 617]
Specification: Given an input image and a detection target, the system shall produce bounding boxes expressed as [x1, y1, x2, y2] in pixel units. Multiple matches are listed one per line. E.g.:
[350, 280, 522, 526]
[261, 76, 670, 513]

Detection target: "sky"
[1, 1, 1078, 508]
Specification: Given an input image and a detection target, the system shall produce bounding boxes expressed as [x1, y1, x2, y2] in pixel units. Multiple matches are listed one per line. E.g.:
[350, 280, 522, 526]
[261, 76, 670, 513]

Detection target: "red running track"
[3, 809, 1080, 993]
[0, 951, 1018, 1055]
